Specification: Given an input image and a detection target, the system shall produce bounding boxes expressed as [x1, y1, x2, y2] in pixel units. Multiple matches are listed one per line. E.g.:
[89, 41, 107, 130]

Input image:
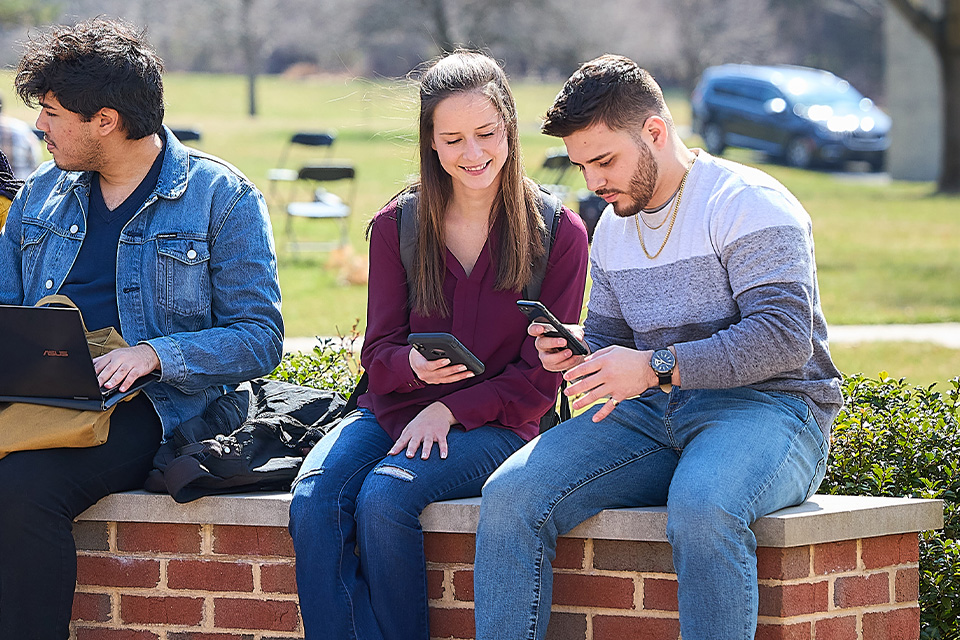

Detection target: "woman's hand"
[409, 346, 475, 385]
[388, 402, 457, 460]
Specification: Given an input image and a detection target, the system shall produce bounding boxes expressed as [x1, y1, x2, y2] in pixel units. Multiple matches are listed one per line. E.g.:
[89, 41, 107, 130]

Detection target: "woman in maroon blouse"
[288, 51, 589, 640]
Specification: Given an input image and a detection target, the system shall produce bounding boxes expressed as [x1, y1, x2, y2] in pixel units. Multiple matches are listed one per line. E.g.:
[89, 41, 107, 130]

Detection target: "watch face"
[651, 349, 675, 374]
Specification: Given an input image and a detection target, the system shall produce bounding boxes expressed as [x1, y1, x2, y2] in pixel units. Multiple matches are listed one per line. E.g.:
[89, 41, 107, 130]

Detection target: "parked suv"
[691, 64, 890, 171]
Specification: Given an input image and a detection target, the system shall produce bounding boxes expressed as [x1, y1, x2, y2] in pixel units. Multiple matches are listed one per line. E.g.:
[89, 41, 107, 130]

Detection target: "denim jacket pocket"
[156, 236, 212, 318]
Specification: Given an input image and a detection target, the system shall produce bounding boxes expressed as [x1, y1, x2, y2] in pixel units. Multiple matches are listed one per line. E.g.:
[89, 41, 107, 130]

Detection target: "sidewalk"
[282, 323, 960, 354]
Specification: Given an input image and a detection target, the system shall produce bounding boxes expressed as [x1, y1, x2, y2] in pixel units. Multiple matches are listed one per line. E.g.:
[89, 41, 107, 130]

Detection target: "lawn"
[2, 72, 957, 388]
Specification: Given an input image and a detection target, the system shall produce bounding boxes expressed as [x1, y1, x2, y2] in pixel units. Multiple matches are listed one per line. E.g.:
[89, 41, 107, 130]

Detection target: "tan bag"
[0, 295, 135, 460]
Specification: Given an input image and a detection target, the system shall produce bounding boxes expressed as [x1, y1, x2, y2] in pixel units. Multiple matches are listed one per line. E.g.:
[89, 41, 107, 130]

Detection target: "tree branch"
[886, 0, 941, 45]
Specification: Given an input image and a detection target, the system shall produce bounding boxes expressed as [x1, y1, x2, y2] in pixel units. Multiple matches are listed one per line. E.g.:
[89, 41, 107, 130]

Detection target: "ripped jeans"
[288, 408, 525, 640]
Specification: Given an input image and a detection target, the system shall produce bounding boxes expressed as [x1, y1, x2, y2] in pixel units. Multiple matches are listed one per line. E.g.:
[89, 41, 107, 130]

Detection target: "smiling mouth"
[461, 160, 491, 174]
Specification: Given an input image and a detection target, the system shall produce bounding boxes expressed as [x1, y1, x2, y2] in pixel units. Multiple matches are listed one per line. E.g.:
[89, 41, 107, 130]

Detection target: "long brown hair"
[411, 50, 544, 317]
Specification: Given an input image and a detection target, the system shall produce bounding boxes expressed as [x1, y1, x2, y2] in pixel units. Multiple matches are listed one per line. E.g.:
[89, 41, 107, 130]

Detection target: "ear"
[93, 107, 122, 137]
[644, 116, 669, 150]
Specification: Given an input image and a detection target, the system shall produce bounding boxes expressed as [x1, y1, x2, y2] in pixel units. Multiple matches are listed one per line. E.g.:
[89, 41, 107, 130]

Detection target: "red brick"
[214, 598, 300, 632]
[117, 522, 202, 554]
[862, 606, 921, 640]
[168, 634, 255, 640]
[554, 537, 585, 570]
[553, 573, 634, 609]
[834, 572, 891, 608]
[429, 605, 475, 639]
[423, 532, 475, 564]
[759, 580, 829, 617]
[75, 629, 158, 640]
[643, 577, 678, 612]
[212, 525, 295, 557]
[74, 521, 111, 551]
[862, 534, 919, 569]
[592, 615, 680, 639]
[76, 555, 160, 588]
[545, 611, 587, 640]
[72, 592, 111, 622]
[452, 569, 474, 601]
[814, 615, 857, 638]
[896, 567, 920, 603]
[261, 562, 298, 594]
[813, 540, 858, 575]
[167, 559, 254, 592]
[427, 569, 445, 600]
[593, 540, 674, 573]
[755, 621, 811, 640]
[757, 546, 811, 580]
[120, 594, 204, 626]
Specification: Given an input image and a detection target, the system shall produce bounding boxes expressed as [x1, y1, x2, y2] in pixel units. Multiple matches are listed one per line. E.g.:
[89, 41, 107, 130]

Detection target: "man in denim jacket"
[0, 18, 283, 638]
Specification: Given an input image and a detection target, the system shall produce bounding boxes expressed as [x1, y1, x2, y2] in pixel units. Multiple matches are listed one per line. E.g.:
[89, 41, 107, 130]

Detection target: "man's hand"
[409, 346, 475, 385]
[529, 322, 588, 372]
[388, 401, 456, 460]
[564, 346, 656, 422]
[94, 344, 160, 392]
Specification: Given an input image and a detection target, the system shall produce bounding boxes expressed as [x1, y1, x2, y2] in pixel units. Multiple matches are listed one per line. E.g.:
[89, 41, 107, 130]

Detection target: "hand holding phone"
[407, 332, 485, 375]
[516, 300, 589, 356]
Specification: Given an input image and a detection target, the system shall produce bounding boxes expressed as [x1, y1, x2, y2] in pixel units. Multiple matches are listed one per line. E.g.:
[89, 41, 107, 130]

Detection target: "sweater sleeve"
[438, 208, 589, 431]
[360, 203, 427, 395]
[674, 187, 819, 388]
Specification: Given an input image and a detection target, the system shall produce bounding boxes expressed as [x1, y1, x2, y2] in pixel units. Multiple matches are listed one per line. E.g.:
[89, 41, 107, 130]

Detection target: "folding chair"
[170, 128, 202, 145]
[537, 148, 573, 201]
[284, 163, 357, 252]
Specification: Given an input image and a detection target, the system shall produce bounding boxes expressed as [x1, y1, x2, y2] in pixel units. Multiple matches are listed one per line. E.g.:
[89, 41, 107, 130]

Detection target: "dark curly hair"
[15, 17, 164, 140]
[542, 54, 672, 139]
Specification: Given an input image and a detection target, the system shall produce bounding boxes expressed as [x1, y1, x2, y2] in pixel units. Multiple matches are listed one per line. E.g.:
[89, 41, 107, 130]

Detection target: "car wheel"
[785, 137, 814, 169]
[702, 122, 726, 156]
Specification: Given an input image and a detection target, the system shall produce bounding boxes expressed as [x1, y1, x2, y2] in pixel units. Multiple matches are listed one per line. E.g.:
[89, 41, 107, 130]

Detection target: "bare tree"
[886, 0, 960, 192]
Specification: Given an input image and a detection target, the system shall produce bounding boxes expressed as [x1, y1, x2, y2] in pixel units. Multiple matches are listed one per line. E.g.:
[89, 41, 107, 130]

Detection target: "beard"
[600, 140, 659, 218]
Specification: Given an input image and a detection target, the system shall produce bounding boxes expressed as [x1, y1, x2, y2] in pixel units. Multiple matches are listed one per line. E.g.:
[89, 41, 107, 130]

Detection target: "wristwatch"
[650, 348, 676, 394]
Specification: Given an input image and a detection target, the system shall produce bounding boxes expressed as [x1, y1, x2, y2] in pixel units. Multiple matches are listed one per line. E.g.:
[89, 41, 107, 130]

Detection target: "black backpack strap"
[396, 189, 419, 287]
[523, 187, 564, 301]
[342, 372, 368, 415]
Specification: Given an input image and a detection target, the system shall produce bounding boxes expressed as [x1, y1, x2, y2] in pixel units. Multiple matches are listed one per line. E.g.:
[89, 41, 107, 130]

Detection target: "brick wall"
[72, 521, 921, 640]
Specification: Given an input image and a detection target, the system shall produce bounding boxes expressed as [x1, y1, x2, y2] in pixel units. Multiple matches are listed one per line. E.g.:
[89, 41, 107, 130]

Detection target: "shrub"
[821, 374, 960, 639]
[267, 331, 363, 398]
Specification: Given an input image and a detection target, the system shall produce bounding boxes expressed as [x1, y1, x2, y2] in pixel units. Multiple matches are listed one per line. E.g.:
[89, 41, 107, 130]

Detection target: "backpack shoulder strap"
[524, 187, 564, 301]
[396, 189, 419, 288]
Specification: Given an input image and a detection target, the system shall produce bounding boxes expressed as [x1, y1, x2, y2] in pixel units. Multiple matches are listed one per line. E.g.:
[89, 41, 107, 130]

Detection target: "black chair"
[170, 128, 202, 143]
[283, 163, 357, 253]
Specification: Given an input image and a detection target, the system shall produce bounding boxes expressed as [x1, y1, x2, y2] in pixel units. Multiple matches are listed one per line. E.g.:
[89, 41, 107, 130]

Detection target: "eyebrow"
[437, 120, 500, 136]
[571, 151, 612, 169]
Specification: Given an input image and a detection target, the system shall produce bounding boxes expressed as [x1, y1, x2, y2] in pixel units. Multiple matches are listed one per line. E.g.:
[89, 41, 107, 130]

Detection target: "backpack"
[144, 378, 355, 503]
[395, 186, 571, 430]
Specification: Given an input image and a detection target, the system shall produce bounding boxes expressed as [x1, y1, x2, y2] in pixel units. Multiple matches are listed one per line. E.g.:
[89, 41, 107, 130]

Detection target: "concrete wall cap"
[76, 491, 943, 548]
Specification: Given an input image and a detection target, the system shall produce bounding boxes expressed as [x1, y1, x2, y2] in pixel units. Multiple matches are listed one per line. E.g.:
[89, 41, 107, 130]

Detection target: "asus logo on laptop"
[43, 350, 69, 357]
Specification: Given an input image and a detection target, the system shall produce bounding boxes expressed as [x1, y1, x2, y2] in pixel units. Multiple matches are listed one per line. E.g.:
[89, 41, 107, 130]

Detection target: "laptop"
[0, 304, 159, 411]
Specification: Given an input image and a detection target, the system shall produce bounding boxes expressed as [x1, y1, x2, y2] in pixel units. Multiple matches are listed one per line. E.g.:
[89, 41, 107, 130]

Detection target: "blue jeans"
[288, 408, 525, 640]
[474, 387, 828, 640]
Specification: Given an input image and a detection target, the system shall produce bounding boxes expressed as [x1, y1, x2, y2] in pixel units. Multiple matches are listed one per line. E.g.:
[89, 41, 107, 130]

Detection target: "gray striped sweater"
[584, 151, 843, 435]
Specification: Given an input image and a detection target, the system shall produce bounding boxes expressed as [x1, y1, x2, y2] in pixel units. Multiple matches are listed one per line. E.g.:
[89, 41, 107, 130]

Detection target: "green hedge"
[820, 374, 959, 639]
[269, 342, 958, 636]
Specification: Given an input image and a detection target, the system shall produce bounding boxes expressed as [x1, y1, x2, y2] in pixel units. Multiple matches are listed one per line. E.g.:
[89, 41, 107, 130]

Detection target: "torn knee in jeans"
[374, 465, 416, 482]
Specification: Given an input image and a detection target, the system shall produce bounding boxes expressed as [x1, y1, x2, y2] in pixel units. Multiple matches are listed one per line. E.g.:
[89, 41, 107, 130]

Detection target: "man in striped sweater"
[474, 55, 843, 640]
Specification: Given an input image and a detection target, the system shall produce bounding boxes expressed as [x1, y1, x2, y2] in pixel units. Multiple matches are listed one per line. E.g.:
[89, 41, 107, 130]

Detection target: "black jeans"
[0, 394, 162, 640]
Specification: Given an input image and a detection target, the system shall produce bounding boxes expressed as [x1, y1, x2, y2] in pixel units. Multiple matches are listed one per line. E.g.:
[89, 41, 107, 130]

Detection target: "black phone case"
[516, 300, 589, 355]
[407, 333, 486, 374]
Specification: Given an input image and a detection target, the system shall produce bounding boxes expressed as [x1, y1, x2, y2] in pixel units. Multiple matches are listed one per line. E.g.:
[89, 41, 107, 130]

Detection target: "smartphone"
[516, 300, 589, 356]
[407, 332, 485, 375]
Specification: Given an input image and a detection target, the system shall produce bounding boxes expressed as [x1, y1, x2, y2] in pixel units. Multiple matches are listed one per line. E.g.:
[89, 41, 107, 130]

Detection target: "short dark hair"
[15, 17, 164, 140]
[542, 54, 672, 139]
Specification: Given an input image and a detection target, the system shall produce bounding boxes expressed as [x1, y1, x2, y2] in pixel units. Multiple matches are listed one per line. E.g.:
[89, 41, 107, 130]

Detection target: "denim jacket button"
[70, 224, 79, 234]
[44, 279, 54, 289]
[186, 249, 197, 260]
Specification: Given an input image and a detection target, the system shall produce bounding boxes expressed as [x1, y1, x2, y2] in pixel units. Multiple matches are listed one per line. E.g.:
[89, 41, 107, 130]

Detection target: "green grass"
[2, 72, 957, 388]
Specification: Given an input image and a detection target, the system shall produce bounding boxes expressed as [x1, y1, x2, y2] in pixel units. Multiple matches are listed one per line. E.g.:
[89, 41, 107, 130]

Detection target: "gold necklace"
[638, 185, 681, 230]
[635, 159, 694, 259]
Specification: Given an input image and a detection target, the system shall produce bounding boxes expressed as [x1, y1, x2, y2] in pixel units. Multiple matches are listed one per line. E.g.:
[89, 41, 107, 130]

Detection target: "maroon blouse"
[358, 199, 589, 442]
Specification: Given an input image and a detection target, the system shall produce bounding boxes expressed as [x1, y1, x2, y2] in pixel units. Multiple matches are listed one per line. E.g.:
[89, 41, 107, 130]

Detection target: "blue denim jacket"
[0, 127, 284, 438]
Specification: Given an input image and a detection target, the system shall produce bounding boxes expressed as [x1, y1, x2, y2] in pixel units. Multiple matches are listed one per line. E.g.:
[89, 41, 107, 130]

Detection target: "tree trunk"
[939, 47, 960, 192]
[240, 0, 258, 117]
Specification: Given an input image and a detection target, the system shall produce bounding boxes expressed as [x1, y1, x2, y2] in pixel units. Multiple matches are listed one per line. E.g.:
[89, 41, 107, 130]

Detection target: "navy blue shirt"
[61, 142, 165, 332]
